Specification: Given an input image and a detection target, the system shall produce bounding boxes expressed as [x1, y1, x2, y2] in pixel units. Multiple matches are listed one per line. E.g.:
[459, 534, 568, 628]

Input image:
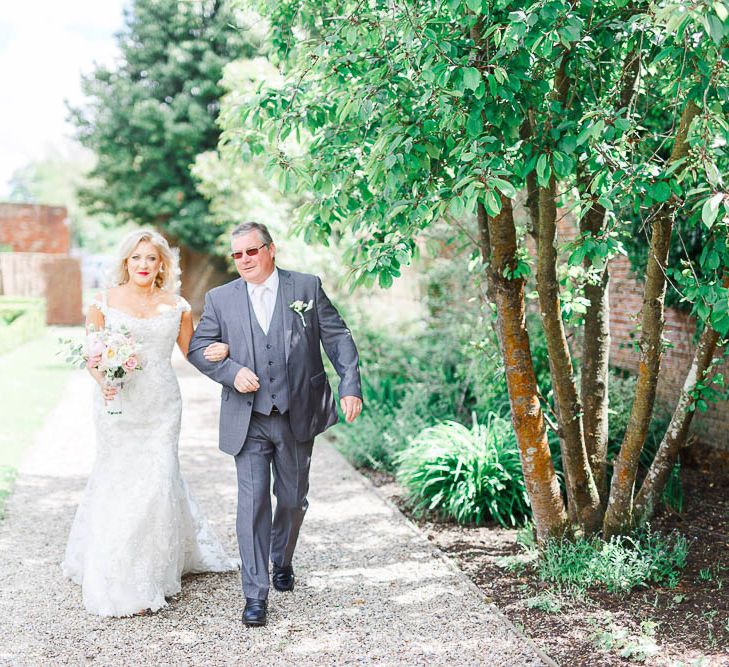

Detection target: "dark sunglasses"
[230, 243, 268, 260]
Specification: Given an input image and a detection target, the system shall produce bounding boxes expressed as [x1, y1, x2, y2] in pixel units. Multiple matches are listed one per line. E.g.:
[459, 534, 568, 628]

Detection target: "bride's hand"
[203, 342, 229, 362]
[100, 382, 118, 402]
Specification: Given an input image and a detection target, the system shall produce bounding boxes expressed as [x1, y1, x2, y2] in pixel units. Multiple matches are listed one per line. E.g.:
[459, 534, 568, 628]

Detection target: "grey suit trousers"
[234, 411, 313, 600]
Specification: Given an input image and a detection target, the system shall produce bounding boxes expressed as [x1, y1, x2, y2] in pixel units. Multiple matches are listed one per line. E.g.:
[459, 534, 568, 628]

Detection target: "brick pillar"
[40, 257, 84, 325]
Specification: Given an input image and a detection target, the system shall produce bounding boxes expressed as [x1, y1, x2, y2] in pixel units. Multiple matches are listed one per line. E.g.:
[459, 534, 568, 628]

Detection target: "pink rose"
[86, 338, 105, 358]
[123, 356, 138, 372]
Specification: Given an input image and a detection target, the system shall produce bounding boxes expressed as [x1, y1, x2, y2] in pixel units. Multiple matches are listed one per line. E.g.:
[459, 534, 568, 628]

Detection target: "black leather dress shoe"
[272, 564, 295, 592]
[242, 598, 267, 627]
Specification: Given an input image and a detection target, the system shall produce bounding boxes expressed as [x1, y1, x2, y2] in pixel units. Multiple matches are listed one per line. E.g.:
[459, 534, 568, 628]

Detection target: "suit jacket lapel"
[234, 279, 255, 363]
[280, 269, 295, 364]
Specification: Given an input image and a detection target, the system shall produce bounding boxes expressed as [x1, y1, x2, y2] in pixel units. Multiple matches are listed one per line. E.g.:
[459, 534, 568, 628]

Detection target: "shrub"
[333, 331, 440, 470]
[526, 592, 563, 613]
[0, 298, 45, 356]
[334, 381, 433, 470]
[395, 414, 531, 526]
[0, 309, 24, 326]
[336, 240, 521, 471]
[537, 527, 689, 594]
[334, 313, 475, 470]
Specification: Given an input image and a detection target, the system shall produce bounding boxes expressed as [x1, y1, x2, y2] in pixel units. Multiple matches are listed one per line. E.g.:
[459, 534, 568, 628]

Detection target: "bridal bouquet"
[60, 326, 143, 415]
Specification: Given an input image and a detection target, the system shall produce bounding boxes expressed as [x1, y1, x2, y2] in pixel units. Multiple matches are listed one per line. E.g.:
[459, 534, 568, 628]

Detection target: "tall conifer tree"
[72, 0, 258, 252]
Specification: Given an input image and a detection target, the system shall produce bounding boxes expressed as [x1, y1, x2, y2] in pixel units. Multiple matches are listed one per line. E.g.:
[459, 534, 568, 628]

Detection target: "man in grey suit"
[188, 222, 362, 627]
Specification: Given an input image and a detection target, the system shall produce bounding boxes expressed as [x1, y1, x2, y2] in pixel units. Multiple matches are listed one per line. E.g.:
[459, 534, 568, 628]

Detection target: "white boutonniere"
[289, 299, 314, 327]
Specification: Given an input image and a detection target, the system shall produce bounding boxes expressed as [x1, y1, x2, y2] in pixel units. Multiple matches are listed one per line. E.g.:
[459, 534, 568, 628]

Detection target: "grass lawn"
[0, 327, 80, 517]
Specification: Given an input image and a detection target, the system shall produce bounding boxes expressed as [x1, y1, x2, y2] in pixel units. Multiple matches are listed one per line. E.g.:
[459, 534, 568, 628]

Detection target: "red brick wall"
[0, 252, 46, 296]
[0, 253, 83, 325]
[41, 257, 83, 325]
[607, 255, 728, 450]
[551, 213, 729, 452]
[0, 203, 82, 324]
[0, 203, 70, 254]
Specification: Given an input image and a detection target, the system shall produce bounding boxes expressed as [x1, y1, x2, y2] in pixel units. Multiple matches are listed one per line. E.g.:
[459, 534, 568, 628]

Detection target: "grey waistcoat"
[249, 287, 290, 415]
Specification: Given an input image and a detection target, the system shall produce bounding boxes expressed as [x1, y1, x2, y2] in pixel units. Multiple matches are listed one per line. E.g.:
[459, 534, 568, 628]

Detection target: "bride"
[62, 229, 237, 617]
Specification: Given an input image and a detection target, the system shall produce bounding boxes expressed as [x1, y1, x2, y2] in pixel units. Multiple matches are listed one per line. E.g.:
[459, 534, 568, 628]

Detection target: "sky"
[0, 1, 128, 197]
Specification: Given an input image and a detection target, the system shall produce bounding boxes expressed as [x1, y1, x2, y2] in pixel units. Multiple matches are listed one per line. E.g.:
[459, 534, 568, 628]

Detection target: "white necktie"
[252, 286, 270, 334]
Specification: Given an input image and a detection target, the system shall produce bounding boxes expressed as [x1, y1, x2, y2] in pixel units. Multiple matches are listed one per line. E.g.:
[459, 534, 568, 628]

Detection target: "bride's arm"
[177, 309, 228, 361]
[86, 302, 105, 387]
[177, 309, 194, 357]
[86, 301, 116, 402]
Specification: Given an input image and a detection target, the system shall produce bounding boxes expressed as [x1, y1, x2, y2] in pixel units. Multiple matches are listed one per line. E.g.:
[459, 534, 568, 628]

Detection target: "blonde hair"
[110, 229, 180, 292]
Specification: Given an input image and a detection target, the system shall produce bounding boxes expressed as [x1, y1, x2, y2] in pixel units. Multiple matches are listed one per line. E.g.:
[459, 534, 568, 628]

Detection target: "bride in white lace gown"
[62, 229, 237, 617]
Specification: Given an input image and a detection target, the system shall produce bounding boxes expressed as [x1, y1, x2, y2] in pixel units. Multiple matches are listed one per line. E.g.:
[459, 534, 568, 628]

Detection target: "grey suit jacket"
[188, 269, 362, 456]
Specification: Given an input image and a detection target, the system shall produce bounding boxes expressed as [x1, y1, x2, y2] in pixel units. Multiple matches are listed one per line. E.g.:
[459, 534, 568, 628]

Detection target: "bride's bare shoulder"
[90, 286, 118, 309]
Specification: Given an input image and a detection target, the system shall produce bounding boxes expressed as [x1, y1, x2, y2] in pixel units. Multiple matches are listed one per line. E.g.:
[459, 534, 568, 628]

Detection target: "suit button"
[266, 344, 272, 350]
[271, 394, 277, 399]
[247, 401, 252, 406]
[268, 360, 274, 366]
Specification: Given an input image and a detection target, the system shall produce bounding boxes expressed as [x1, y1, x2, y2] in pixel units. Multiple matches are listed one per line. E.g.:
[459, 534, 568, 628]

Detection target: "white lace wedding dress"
[62, 294, 237, 617]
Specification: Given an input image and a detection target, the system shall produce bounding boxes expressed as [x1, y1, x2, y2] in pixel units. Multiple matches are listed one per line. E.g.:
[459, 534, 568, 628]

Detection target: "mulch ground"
[364, 451, 729, 666]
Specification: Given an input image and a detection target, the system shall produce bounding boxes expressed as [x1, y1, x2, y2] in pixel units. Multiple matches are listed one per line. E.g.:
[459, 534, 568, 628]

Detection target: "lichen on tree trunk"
[634, 275, 729, 524]
[602, 101, 700, 538]
[579, 202, 611, 506]
[537, 177, 602, 533]
[480, 198, 568, 542]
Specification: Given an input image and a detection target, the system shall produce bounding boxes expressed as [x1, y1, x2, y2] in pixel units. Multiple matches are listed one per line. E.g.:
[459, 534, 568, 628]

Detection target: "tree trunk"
[477, 203, 502, 350]
[579, 202, 611, 505]
[520, 116, 540, 242]
[577, 42, 640, 506]
[619, 46, 640, 112]
[603, 101, 700, 537]
[633, 276, 729, 524]
[177, 242, 235, 316]
[537, 178, 602, 533]
[481, 197, 568, 542]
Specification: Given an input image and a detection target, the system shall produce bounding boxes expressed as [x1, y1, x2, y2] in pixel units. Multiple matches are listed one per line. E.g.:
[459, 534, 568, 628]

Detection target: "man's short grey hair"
[231, 222, 274, 246]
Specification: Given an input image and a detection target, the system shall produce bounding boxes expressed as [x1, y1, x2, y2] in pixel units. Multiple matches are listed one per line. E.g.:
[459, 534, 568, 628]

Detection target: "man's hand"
[340, 396, 363, 423]
[234, 367, 260, 393]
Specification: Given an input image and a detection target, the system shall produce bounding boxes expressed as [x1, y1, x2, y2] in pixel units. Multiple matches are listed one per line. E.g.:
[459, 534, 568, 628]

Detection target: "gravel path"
[0, 355, 553, 666]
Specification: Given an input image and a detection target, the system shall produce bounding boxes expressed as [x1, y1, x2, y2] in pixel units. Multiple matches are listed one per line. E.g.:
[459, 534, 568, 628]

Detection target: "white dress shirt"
[246, 268, 279, 335]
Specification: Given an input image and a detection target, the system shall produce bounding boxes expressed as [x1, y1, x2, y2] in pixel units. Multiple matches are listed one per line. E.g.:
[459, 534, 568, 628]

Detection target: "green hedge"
[0, 297, 46, 356]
